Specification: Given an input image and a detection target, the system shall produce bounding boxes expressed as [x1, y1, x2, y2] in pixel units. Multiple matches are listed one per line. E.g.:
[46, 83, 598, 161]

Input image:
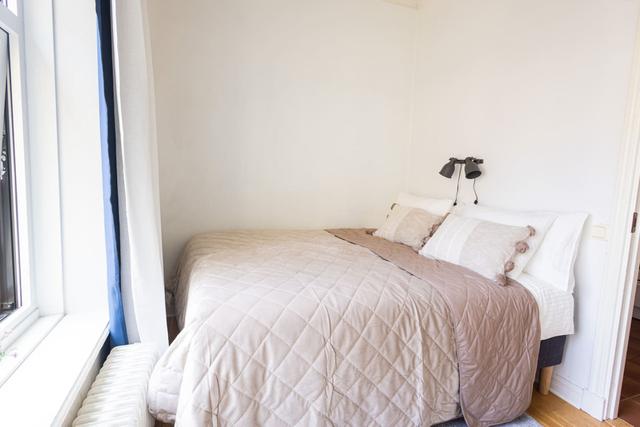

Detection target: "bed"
[146, 228, 573, 426]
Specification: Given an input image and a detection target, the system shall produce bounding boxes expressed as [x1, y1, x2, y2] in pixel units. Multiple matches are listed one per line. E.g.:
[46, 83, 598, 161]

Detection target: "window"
[0, 28, 17, 323]
[0, 0, 110, 392]
[0, 2, 16, 16]
[0, 1, 40, 351]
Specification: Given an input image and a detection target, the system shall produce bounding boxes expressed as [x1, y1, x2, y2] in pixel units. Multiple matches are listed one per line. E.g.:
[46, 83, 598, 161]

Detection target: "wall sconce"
[439, 157, 484, 205]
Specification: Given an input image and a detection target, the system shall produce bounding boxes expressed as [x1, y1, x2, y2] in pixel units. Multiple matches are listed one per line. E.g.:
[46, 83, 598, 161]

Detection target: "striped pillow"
[419, 214, 535, 285]
[374, 204, 444, 250]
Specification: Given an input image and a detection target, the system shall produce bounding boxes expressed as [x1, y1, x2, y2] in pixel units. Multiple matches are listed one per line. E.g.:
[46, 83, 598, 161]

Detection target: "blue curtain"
[96, 0, 128, 347]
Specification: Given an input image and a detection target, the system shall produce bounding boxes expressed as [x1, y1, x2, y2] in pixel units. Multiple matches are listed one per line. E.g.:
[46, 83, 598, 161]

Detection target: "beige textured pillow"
[419, 214, 535, 285]
[374, 204, 444, 250]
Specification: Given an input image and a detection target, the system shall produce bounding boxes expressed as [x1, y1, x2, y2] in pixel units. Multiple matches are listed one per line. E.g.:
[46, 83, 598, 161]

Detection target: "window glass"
[0, 1, 17, 16]
[0, 29, 18, 322]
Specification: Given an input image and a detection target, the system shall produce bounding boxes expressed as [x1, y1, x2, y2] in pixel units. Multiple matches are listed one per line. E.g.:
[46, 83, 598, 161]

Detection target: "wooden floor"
[529, 390, 630, 426]
[162, 316, 631, 426]
[167, 315, 178, 343]
[528, 319, 640, 426]
[618, 318, 640, 426]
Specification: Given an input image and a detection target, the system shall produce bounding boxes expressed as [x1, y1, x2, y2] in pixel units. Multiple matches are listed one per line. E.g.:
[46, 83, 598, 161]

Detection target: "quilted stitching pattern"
[149, 230, 461, 426]
[328, 229, 540, 427]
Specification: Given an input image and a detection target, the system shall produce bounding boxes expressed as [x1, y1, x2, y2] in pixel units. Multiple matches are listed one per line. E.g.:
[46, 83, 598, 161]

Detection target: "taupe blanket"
[328, 229, 540, 426]
[148, 229, 539, 426]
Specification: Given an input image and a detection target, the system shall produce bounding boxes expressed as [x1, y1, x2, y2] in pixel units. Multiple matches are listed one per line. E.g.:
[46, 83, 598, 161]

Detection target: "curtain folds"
[96, 0, 127, 347]
[112, 0, 168, 352]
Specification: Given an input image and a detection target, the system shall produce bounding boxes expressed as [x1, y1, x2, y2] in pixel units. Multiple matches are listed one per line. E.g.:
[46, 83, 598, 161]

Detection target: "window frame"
[0, 2, 39, 351]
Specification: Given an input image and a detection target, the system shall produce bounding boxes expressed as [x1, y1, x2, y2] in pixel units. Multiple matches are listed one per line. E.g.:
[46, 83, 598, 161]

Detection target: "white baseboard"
[550, 373, 606, 421]
[581, 389, 606, 421]
[550, 374, 583, 408]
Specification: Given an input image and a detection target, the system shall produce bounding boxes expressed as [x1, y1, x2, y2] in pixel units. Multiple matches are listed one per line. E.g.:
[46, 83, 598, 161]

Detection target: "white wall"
[147, 0, 418, 275]
[407, 0, 640, 408]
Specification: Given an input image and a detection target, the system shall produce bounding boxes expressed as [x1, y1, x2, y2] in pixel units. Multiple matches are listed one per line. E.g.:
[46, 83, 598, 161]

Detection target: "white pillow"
[455, 204, 556, 279]
[396, 192, 453, 217]
[524, 212, 588, 294]
[420, 214, 535, 285]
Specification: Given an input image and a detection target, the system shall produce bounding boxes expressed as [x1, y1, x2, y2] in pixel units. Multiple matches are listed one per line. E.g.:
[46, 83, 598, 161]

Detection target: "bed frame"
[537, 335, 567, 395]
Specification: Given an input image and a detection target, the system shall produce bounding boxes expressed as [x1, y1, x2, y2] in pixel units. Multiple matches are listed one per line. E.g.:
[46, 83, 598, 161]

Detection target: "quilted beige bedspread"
[148, 230, 539, 426]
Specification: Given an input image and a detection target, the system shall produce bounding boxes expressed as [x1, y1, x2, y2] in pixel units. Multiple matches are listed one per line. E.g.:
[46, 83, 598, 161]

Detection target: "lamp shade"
[464, 158, 481, 179]
[439, 159, 456, 178]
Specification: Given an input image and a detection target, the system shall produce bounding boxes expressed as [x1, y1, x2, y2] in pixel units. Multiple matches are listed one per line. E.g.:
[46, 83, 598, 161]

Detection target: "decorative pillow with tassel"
[420, 214, 535, 286]
[374, 204, 445, 251]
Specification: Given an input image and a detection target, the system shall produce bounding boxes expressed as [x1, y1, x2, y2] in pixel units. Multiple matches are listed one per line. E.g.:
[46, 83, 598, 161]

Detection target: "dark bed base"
[538, 335, 567, 369]
[536, 335, 567, 394]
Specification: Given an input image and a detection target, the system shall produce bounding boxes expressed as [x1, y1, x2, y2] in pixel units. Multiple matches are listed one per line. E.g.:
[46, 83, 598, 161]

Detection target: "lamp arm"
[450, 157, 484, 165]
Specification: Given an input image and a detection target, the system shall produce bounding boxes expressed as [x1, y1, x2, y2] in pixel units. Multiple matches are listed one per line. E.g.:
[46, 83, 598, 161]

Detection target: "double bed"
[147, 227, 575, 426]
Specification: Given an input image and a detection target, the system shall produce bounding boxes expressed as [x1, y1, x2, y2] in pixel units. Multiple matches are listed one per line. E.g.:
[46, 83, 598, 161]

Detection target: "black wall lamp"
[439, 157, 484, 205]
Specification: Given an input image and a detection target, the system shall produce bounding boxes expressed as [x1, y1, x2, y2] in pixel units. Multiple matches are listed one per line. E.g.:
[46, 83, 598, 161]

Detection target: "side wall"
[147, 0, 418, 275]
[408, 0, 640, 408]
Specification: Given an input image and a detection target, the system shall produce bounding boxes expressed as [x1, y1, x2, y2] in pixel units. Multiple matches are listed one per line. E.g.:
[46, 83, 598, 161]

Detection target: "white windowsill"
[0, 313, 108, 425]
[0, 312, 61, 386]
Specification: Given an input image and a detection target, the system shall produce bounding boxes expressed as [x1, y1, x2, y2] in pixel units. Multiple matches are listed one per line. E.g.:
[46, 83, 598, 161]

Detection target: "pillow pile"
[374, 193, 587, 290]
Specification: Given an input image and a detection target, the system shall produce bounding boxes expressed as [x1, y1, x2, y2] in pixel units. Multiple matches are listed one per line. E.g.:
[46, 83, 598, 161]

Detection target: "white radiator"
[72, 343, 159, 427]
